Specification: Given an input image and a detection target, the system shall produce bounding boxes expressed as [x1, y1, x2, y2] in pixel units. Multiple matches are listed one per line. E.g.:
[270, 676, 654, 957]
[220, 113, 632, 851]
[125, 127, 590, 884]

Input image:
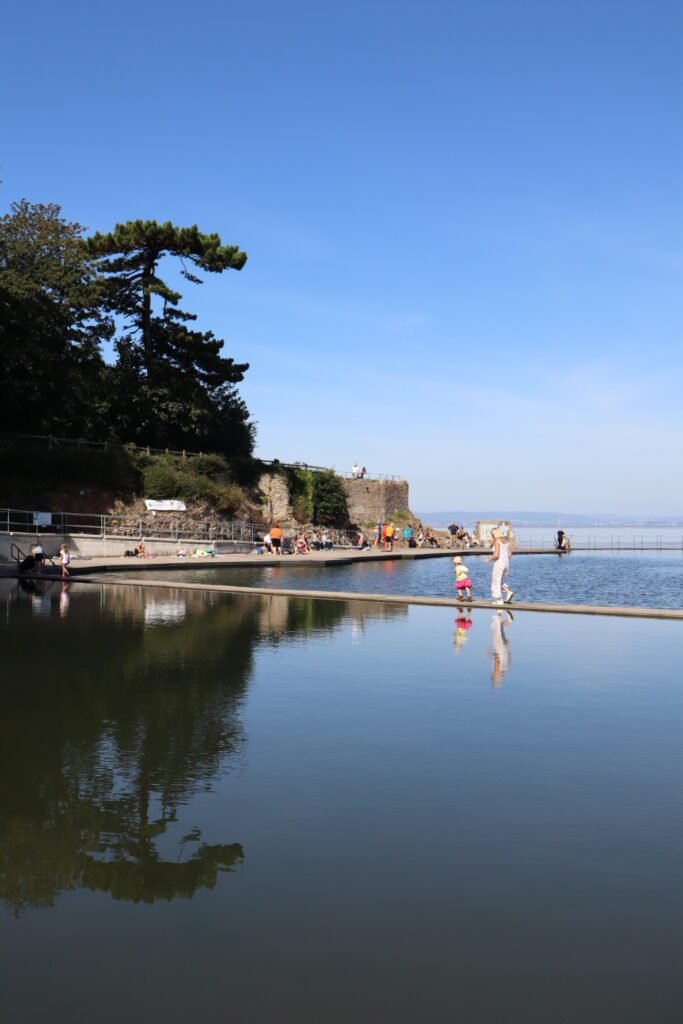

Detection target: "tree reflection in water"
[0, 580, 404, 914]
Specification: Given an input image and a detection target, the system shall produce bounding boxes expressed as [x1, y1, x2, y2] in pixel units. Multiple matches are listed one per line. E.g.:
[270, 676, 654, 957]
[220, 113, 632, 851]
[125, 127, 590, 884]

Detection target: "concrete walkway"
[0, 547, 479, 577]
[3, 547, 681, 619]
[25, 572, 683, 620]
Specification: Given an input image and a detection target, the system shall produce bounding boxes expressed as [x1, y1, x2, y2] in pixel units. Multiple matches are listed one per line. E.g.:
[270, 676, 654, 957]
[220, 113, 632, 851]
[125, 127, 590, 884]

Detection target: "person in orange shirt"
[270, 523, 283, 554]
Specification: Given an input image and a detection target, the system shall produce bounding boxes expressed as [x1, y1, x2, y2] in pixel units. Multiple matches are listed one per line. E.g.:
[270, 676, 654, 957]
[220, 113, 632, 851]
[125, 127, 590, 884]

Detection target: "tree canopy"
[0, 200, 112, 436]
[0, 202, 253, 458]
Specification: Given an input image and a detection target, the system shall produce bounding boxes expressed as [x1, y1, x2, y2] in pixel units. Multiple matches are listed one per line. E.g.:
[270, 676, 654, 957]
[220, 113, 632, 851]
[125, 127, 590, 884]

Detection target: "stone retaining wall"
[343, 479, 410, 525]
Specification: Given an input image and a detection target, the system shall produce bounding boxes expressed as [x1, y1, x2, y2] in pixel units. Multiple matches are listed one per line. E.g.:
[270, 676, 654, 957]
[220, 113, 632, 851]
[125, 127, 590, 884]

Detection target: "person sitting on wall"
[263, 532, 273, 554]
[322, 532, 333, 551]
[296, 534, 309, 554]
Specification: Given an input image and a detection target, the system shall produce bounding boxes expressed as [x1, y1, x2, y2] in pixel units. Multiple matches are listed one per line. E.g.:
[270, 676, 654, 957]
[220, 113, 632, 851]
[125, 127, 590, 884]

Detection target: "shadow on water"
[0, 580, 404, 916]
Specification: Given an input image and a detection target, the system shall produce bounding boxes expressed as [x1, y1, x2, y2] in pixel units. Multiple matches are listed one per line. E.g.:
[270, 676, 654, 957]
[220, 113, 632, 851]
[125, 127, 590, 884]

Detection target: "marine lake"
[1, 579, 682, 1022]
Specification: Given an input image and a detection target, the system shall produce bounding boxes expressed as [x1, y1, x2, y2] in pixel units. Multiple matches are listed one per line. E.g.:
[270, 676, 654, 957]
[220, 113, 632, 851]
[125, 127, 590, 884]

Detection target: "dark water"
[133, 549, 683, 608]
[1, 578, 682, 1023]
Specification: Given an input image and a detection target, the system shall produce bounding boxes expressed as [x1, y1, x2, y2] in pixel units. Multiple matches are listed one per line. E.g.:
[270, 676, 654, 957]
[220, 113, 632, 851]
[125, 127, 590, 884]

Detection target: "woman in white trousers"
[486, 527, 513, 605]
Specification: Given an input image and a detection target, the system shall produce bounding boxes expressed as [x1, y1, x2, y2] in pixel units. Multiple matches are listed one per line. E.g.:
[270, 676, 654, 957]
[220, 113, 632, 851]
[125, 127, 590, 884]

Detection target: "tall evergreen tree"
[87, 221, 253, 455]
[0, 200, 112, 436]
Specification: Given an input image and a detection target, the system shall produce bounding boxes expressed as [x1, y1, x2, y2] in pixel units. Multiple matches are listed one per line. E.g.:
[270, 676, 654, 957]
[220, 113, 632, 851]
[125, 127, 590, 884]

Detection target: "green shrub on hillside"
[312, 470, 348, 526]
[141, 457, 245, 515]
[185, 453, 229, 478]
[142, 463, 180, 499]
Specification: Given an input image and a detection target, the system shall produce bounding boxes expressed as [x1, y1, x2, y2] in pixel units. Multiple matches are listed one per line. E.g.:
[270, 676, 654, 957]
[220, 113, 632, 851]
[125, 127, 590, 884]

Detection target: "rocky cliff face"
[256, 474, 412, 527]
[258, 473, 291, 523]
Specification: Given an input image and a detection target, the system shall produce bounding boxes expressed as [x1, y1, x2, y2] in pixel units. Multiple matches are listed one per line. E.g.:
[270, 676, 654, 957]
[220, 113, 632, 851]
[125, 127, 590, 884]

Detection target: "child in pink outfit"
[453, 556, 473, 601]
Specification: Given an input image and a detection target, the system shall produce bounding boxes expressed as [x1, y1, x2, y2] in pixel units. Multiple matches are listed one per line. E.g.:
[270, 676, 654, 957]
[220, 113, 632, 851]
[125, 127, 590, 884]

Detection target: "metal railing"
[0, 507, 364, 549]
[515, 534, 683, 551]
[339, 472, 403, 482]
[1, 433, 400, 483]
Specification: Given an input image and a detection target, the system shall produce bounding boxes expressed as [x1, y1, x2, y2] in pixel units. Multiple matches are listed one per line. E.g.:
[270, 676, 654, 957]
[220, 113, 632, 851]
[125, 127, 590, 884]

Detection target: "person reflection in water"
[59, 582, 70, 618]
[453, 609, 473, 653]
[489, 610, 513, 687]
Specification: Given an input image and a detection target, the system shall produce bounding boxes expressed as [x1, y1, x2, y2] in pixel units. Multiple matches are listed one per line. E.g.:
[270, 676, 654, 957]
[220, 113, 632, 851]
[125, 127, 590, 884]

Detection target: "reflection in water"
[0, 581, 404, 915]
[59, 581, 70, 618]
[143, 597, 187, 626]
[453, 609, 473, 653]
[489, 610, 513, 687]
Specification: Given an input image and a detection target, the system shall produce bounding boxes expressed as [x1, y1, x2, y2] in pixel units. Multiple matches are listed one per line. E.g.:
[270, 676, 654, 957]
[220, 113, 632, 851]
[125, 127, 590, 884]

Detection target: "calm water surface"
[134, 549, 683, 608]
[1, 578, 682, 1022]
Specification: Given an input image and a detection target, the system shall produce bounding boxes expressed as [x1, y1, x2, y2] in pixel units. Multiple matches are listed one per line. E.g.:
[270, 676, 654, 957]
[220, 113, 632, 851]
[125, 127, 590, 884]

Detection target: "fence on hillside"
[0, 432, 402, 481]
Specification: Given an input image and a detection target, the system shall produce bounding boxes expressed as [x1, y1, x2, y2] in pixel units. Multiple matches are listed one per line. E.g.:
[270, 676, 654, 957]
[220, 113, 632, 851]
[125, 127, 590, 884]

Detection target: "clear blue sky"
[2, 0, 681, 514]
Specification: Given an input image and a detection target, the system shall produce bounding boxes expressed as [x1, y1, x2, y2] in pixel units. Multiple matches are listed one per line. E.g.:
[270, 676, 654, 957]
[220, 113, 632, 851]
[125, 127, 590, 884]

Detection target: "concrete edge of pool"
[51, 574, 683, 620]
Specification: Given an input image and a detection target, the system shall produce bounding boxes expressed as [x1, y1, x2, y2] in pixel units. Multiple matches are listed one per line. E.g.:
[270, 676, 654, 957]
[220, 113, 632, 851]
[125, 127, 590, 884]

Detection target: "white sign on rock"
[144, 500, 187, 512]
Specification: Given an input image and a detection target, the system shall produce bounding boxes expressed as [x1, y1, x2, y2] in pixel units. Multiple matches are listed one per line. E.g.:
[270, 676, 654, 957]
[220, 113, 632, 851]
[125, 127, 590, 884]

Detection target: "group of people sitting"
[261, 525, 334, 555]
[447, 524, 477, 548]
[370, 523, 442, 550]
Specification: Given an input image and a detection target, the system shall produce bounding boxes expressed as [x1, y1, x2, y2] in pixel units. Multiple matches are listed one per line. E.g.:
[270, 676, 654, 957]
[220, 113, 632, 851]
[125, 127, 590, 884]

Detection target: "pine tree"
[87, 220, 253, 454]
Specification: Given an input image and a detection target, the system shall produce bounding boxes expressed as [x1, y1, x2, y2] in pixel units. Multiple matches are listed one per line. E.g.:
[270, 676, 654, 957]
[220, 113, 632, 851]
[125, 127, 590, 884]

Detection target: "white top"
[498, 540, 510, 568]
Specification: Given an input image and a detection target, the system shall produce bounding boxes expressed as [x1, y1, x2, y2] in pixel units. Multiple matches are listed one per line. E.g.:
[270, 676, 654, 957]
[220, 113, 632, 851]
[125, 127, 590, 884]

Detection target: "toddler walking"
[59, 543, 71, 579]
[453, 555, 473, 601]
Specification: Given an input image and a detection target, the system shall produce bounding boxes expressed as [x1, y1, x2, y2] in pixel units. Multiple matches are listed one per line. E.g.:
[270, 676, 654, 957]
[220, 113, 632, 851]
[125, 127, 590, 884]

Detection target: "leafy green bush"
[143, 462, 181, 499]
[185, 453, 229, 478]
[292, 495, 311, 523]
[213, 484, 245, 516]
[312, 470, 349, 526]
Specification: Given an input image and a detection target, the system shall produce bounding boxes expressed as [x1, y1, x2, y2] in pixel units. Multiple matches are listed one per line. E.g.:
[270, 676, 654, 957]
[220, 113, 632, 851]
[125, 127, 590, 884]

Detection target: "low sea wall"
[0, 532, 254, 561]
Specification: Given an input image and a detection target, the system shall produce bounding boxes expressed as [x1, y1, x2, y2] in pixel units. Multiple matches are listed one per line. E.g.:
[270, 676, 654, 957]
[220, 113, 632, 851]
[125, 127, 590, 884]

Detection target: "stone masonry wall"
[258, 473, 292, 523]
[343, 479, 410, 525]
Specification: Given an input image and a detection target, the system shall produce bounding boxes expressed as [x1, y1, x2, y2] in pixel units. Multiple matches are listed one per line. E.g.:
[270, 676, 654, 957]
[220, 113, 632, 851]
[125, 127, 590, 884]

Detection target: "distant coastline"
[418, 511, 683, 529]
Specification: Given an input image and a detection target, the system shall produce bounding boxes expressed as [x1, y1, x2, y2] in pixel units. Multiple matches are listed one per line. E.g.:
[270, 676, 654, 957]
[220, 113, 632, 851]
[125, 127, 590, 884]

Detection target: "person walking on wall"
[486, 527, 513, 605]
[59, 544, 71, 579]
